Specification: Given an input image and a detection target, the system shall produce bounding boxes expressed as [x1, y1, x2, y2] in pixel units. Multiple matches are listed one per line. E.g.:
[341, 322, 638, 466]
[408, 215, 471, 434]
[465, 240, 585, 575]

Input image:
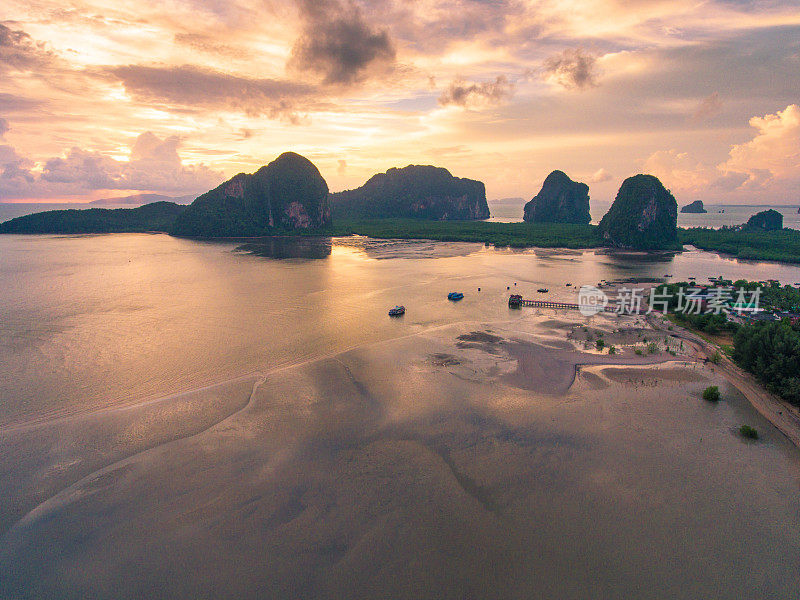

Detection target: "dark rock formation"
[0, 201, 186, 234]
[597, 174, 678, 250]
[680, 200, 707, 214]
[523, 170, 590, 224]
[330, 165, 489, 220]
[171, 152, 330, 237]
[746, 209, 783, 231]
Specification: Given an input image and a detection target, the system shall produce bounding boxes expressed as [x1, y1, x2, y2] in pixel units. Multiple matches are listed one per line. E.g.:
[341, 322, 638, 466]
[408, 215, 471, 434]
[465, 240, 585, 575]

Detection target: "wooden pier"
[509, 298, 617, 313]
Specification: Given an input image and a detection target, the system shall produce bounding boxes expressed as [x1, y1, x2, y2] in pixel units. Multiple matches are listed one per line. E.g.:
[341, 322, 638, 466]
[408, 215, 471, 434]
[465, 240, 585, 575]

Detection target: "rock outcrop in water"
[171, 152, 330, 237]
[330, 165, 489, 220]
[680, 200, 707, 214]
[746, 209, 783, 231]
[523, 170, 590, 224]
[597, 174, 678, 250]
[0, 201, 186, 234]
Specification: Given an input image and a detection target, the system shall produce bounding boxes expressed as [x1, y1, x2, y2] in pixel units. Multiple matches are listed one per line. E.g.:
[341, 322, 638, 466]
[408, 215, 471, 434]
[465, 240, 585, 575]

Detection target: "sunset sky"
[1, 0, 799, 205]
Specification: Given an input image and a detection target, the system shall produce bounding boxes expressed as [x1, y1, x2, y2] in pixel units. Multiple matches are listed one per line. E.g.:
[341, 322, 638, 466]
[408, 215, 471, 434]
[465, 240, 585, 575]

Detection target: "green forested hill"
[0, 201, 186, 234]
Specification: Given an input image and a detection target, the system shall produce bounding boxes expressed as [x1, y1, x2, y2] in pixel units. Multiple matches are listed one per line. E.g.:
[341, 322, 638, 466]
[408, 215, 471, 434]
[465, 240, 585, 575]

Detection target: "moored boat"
[448, 292, 464, 301]
[508, 294, 523, 308]
[388, 305, 405, 316]
[537, 288, 549, 293]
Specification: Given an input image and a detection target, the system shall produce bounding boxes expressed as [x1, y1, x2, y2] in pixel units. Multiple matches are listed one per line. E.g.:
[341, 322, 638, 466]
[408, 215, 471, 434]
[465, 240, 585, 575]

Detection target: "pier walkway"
[510, 298, 618, 313]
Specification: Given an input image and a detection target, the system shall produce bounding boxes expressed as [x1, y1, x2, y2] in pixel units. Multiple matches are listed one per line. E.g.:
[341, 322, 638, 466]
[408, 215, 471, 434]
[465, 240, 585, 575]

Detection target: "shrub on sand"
[739, 425, 759, 440]
[702, 385, 720, 402]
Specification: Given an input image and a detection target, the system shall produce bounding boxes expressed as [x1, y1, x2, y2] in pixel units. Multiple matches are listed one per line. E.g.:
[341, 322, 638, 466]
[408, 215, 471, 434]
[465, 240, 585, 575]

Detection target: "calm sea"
[1, 233, 799, 598]
[2, 233, 800, 423]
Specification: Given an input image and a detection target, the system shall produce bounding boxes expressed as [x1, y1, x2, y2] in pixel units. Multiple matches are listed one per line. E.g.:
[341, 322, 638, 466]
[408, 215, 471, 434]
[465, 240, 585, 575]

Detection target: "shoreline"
[648, 313, 800, 447]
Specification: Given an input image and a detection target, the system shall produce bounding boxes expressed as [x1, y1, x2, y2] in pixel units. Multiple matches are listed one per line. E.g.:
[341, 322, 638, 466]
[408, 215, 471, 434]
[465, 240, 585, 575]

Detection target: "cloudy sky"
[1, 0, 798, 205]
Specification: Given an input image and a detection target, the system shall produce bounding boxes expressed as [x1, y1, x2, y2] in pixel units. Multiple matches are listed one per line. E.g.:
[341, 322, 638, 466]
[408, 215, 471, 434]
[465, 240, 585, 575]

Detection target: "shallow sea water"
[0, 233, 798, 599]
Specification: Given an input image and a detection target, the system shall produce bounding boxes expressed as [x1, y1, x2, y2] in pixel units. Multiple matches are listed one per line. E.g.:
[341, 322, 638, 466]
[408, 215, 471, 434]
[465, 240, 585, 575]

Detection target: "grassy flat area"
[322, 219, 604, 249]
[325, 220, 800, 263]
[679, 227, 800, 264]
[665, 314, 735, 349]
[6, 205, 800, 264]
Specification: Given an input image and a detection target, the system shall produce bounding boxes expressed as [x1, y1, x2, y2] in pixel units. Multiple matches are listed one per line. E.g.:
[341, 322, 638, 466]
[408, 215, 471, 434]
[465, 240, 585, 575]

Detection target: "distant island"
[330, 165, 489, 221]
[523, 170, 591, 224]
[171, 152, 330, 237]
[680, 200, 707, 214]
[0, 201, 185, 234]
[598, 174, 678, 250]
[90, 193, 196, 206]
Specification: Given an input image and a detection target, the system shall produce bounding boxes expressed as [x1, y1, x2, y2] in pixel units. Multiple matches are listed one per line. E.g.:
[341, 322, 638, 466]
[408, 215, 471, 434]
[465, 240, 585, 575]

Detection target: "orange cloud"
[642, 104, 800, 201]
[722, 104, 800, 184]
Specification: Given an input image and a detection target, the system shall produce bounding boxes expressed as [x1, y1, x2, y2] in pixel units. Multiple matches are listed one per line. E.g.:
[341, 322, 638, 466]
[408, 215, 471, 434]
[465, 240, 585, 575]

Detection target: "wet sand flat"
[1, 317, 799, 599]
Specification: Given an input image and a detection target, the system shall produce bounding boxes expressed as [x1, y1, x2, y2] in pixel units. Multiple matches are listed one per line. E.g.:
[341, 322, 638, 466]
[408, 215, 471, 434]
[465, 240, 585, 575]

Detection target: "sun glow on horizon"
[0, 0, 798, 205]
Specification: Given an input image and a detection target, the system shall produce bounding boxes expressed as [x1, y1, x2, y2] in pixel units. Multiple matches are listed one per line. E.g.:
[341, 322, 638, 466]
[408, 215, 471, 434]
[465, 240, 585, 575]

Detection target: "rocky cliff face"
[597, 174, 678, 250]
[330, 165, 489, 220]
[746, 209, 783, 231]
[171, 152, 330, 237]
[523, 170, 590, 224]
[680, 200, 707, 214]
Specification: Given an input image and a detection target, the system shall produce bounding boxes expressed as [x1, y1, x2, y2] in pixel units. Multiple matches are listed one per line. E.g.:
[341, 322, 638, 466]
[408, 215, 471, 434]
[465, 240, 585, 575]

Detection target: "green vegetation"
[330, 165, 489, 220]
[0, 201, 186, 234]
[647, 342, 659, 354]
[523, 170, 590, 224]
[596, 339, 605, 351]
[739, 425, 759, 440]
[733, 319, 800, 405]
[655, 279, 800, 407]
[171, 152, 330, 237]
[675, 311, 734, 335]
[732, 279, 800, 312]
[656, 283, 738, 335]
[702, 385, 721, 402]
[746, 209, 783, 231]
[4, 200, 800, 267]
[608, 345, 616, 355]
[680, 227, 800, 264]
[597, 174, 679, 250]
[323, 219, 603, 249]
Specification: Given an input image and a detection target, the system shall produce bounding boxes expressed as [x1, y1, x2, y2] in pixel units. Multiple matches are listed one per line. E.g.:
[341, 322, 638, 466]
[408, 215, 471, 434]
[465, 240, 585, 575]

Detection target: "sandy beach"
[2, 309, 798, 599]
